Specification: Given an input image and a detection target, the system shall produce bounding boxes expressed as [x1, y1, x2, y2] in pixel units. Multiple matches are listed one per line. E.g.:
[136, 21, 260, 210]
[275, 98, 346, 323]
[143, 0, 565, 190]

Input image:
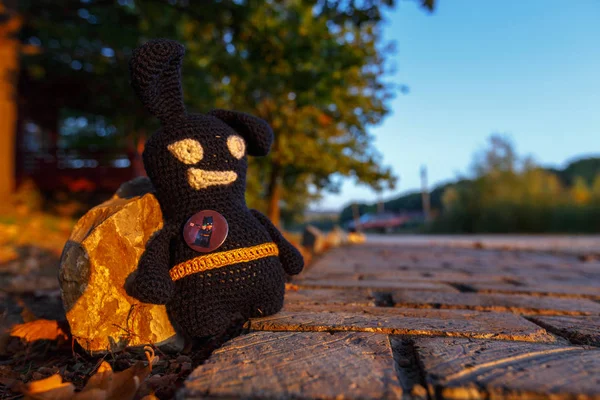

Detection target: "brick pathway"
[182, 243, 600, 399]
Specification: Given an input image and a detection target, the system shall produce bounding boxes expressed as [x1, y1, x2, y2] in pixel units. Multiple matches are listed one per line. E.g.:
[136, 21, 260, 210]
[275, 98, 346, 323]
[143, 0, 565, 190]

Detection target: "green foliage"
[18, 0, 428, 222]
[555, 157, 600, 187]
[470, 133, 520, 178]
[338, 180, 461, 226]
[207, 0, 401, 221]
[429, 135, 600, 233]
[342, 133, 600, 233]
[592, 174, 600, 200]
[18, 1, 243, 138]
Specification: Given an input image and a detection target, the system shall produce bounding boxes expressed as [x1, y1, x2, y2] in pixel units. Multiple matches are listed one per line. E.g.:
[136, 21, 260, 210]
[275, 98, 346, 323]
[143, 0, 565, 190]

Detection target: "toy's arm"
[128, 225, 176, 304]
[250, 209, 304, 275]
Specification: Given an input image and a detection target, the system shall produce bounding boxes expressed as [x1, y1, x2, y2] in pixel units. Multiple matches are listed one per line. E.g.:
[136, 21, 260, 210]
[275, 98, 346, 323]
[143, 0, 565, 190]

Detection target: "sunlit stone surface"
[59, 178, 181, 354]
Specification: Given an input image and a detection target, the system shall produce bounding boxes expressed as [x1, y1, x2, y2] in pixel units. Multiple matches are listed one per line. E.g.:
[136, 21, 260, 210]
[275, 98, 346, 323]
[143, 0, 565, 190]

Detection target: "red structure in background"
[14, 72, 144, 197]
[347, 211, 425, 233]
[17, 123, 141, 195]
[24, 151, 138, 194]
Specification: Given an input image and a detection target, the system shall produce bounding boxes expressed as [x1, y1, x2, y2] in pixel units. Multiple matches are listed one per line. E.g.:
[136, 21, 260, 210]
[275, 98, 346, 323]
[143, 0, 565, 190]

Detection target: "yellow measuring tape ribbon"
[169, 242, 279, 282]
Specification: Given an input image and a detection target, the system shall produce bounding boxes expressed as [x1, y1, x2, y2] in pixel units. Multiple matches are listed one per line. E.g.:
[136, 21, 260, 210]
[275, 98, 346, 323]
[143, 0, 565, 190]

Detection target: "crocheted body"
[127, 39, 304, 339]
[166, 208, 286, 337]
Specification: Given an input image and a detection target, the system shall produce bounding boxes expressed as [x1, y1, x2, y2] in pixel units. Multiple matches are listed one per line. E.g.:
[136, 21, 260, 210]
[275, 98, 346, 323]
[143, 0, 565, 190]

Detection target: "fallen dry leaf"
[10, 319, 69, 343]
[0, 245, 18, 263]
[71, 388, 108, 400]
[77, 347, 156, 400]
[347, 232, 366, 244]
[79, 362, 113, 396]
[22, 374, 76, 400]
[101, 360, 149, 400]
[0, 224, 19, 243]
[20, 347, 156, 400]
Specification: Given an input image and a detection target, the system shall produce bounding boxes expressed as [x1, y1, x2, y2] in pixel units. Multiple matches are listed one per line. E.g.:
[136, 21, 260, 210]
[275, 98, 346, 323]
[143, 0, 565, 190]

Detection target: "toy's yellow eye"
[168, 139, 204, 164]
[227, 135, 246, 159]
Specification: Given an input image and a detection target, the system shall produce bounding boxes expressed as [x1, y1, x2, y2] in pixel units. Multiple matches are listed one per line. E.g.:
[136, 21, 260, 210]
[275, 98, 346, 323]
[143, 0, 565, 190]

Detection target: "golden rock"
[301, 225, 326, 255]
[347, 231, 366, 244]
[325, 226, 347, 248]
[59, 178, 181, 354]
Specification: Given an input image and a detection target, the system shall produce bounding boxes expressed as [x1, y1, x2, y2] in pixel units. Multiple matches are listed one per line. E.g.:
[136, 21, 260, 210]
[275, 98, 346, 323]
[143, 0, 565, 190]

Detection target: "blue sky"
[315, 0, 600, 210]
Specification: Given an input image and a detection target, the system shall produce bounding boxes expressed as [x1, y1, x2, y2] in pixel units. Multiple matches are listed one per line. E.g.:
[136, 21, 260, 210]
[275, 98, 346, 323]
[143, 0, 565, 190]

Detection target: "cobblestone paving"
[183, 241, 600, 399]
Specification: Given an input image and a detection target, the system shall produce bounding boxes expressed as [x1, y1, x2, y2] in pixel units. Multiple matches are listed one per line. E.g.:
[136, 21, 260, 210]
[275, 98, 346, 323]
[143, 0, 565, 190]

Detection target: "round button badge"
[183, 210, 229, 253]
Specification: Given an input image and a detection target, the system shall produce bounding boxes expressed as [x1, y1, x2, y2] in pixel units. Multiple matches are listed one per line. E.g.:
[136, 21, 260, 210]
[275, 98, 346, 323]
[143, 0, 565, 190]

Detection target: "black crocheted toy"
[127, 39, 304, 338]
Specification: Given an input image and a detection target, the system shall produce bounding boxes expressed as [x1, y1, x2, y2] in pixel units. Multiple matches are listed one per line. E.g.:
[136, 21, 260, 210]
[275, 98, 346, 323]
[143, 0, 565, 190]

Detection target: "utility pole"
[377, 196, 384, 214]
[421, 165, 431, 221]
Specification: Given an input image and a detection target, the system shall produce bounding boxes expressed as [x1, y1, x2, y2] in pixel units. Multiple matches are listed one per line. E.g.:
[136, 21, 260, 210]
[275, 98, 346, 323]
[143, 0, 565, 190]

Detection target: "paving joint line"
[524, 315, 600, 348]
[390, 336, 432, 400]
[372, 291, 395, 307]
[448, 283, 477, 293]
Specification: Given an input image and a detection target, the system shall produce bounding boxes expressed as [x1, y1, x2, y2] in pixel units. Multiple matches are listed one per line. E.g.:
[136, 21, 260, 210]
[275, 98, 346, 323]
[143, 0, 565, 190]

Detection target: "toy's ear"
[208, 109, 274, 157]
[129, 39, 186, 124]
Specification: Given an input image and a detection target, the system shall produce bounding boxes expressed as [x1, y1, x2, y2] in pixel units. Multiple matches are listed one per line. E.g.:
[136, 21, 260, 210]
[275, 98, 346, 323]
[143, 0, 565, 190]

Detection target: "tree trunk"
[0, 3, 21, 200]
[266, 166, 283, 228]
[128, 132, 147, 177]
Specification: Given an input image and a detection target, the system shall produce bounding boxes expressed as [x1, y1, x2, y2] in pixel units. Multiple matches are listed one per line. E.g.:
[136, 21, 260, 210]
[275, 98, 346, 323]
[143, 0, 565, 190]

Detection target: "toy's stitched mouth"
[187, 168, 237, 190]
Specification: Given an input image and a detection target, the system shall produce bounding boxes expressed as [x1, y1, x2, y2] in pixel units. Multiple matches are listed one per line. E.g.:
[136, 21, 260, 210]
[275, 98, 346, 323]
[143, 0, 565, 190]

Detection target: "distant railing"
[347, 211, 426, 232]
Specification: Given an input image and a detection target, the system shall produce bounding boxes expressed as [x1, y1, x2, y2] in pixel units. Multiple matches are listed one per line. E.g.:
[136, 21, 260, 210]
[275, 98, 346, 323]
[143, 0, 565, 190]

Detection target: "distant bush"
[428, 135, 600, 233]
[430, 201, 600, 234]
[339, 134, 600, 234]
